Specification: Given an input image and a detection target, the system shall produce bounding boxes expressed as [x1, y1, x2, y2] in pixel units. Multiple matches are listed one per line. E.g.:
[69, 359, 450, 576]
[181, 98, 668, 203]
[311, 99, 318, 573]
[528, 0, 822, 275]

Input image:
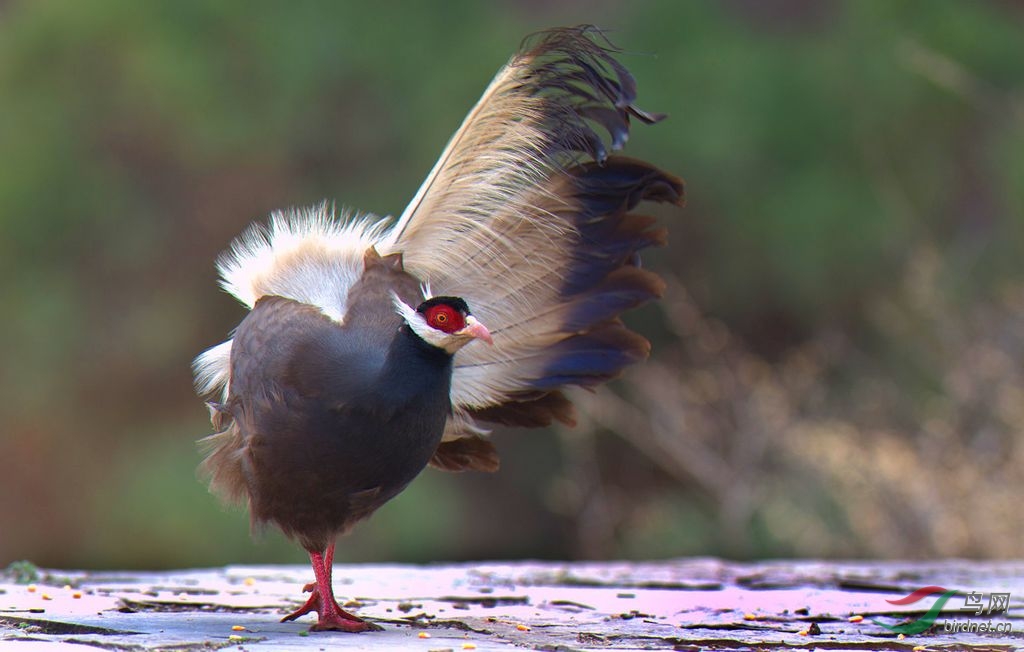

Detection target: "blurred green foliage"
[1, 1, 1022, 569]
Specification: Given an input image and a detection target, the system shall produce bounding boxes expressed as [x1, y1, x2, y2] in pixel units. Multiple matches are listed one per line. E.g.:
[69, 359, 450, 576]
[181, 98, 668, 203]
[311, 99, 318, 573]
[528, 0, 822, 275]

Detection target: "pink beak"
[458, 315, 493, 345]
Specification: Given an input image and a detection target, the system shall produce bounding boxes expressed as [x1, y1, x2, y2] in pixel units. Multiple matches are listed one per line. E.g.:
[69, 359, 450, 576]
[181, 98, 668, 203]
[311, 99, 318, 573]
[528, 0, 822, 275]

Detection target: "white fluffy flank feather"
[218, 203, 389, 322]
[193, 339, 232, 399]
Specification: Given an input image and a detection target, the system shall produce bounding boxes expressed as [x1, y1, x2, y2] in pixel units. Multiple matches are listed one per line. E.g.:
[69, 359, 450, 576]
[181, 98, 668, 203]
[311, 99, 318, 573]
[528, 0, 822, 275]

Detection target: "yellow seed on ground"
[63, 585, 72, 591]
[913, 647, 926, 652]
[26, 585, 37, 593]
[41, 594, 52, 601]
[848, 615, 864, 623]
[231, 625, 245, 631]
[516, 624, 530, 631]
[228, 634, 243, 642]
[243, 577, 255, 586]
[797, 629, 809, 636]
[418, 631, 431, 639]
[462, 644, 477, 650]
[743, 613, 757, 621]
[72, 591, 83, 599]
[898, 633, 906, 640]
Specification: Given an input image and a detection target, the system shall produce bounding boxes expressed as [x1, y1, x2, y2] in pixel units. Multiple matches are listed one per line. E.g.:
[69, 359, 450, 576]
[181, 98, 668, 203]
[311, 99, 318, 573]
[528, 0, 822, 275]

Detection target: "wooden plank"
[2, 559, 1022, 650]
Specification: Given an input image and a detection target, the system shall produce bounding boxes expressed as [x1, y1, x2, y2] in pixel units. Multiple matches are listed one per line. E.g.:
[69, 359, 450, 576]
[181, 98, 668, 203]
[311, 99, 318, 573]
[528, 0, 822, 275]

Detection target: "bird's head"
[394, 294, 493, 354]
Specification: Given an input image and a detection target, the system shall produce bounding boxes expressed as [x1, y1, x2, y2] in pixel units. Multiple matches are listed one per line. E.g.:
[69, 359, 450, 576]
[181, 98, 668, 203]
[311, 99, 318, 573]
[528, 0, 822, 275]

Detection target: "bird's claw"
[282, 588, 377, 632]
[310, 616, 381, 633]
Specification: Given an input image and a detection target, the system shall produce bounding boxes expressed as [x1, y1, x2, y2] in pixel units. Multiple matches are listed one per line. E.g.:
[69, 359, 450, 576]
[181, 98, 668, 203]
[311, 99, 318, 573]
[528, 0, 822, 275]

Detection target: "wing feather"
[381, 26, 655, 253]
[376, 27, 684, 468]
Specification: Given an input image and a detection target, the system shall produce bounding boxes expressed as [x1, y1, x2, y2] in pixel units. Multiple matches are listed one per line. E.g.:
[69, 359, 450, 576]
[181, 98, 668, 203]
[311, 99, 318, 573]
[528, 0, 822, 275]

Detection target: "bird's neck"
[374, 325, 454, 399]
[397, 324, 454, 362]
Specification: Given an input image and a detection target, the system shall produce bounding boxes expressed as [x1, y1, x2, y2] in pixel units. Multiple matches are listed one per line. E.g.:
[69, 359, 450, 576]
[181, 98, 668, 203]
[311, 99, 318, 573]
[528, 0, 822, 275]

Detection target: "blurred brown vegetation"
[1, 1, 1023, 569]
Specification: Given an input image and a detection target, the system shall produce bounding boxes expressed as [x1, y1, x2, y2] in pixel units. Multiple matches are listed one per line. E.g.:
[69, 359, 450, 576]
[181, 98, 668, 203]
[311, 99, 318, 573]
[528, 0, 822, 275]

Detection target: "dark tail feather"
[468, 391, 577, 428]
[474, 156, 682, 425]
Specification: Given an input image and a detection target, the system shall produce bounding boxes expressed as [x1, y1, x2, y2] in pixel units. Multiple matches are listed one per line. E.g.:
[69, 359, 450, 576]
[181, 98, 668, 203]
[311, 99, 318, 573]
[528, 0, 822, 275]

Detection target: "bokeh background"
[2, 0, 1023, 570]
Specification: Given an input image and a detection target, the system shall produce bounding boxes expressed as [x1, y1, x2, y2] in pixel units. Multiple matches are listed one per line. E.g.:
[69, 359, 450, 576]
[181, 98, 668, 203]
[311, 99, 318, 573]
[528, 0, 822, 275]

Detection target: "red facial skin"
[424, 304, 466, 334]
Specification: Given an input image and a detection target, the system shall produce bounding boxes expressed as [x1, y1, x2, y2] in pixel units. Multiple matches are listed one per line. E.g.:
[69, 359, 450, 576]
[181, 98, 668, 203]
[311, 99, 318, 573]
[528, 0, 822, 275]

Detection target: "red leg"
[299, 542, 335, 593]
[281, 544, 375, 632]
[324, 541, 335, 569]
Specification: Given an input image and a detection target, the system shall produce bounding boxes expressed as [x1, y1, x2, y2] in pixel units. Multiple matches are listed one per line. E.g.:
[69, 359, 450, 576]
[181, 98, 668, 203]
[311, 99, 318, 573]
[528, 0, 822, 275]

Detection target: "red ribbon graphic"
[885, 585, 949, 605]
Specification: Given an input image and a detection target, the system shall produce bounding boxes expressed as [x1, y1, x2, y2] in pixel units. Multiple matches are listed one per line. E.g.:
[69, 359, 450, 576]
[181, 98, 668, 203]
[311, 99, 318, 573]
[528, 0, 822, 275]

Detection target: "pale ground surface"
[2, 559, 1022, 650]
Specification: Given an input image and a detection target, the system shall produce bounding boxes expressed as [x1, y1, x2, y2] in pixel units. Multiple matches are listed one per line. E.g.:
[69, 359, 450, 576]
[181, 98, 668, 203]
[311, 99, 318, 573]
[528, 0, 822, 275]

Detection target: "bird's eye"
[425, 304, 465, 334]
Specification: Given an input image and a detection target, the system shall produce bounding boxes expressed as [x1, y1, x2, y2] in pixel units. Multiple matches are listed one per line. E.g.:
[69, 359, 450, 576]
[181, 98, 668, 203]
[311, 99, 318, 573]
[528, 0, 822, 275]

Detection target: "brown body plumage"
[194, 26, 683, 632]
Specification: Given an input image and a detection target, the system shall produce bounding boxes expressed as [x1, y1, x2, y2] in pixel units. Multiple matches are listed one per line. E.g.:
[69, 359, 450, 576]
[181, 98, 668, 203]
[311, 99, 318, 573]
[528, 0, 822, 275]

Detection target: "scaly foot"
[281, 586, 378, 632]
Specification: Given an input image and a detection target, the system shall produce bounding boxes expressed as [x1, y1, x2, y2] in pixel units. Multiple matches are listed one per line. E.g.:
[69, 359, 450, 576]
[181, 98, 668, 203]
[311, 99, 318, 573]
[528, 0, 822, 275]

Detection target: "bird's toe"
[309, 615, 379, 633]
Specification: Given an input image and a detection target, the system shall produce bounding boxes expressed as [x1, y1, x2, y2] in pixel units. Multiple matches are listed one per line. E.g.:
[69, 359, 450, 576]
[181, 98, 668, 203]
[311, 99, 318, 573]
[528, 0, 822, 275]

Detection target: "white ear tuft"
[391, 292, 420, 325]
